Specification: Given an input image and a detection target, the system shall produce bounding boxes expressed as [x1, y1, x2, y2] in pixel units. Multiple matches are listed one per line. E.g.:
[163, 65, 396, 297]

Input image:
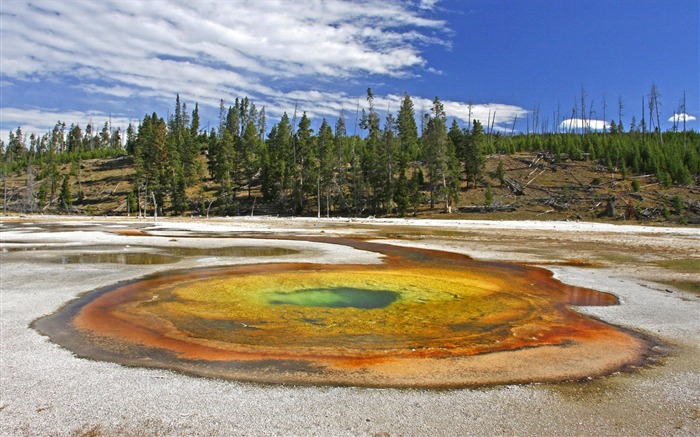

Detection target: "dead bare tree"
[568, 99, 578, 134]
[641, 96, 647, 138]
[467, 97, 473, 127]
[682, 91, 687, 152]
[523, 108, 531, 134]
[24, 163, 36, 213]
[602, 93, 607, 135]
[151, 192, 157, 222]
[580, 86, 587, 134]
[487, 109, 492, 138]
[3, 161, 6, 215]
[532, 104, 540, 135]
[618, 95, 624, 134]
[649, 83, 663, 145]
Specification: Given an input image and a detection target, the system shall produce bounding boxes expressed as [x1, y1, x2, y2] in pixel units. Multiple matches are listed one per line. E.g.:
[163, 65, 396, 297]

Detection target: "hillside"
[2, 151, 698, 225]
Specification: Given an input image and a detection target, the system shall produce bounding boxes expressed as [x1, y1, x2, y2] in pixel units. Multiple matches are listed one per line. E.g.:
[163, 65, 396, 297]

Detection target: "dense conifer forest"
[2, 91, 699, 223]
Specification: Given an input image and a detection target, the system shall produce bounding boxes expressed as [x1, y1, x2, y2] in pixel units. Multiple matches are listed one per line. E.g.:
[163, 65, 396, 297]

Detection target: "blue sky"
[1, 0, 698, 143]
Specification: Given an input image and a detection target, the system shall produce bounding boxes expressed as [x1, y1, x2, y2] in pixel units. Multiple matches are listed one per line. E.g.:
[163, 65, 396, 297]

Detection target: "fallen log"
[504, 177, 525, 195]
[458, 204, 517, 213]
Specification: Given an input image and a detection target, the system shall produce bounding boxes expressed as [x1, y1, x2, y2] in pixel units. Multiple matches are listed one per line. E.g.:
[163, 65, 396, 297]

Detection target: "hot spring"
[33, 238, 650, 388]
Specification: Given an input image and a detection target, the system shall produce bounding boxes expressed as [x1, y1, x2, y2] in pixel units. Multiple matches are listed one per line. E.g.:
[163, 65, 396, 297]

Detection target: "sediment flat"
[1, 216, 698, 436]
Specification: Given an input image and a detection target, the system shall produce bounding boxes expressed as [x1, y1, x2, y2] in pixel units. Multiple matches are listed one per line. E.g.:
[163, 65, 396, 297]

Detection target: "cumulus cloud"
[559, 118, 609, 132]
[668, 113, 696, 123]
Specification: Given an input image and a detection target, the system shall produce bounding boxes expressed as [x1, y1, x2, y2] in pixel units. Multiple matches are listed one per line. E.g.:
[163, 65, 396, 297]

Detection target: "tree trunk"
[442, 172, 451, 213]
[151, 192, 158, 222]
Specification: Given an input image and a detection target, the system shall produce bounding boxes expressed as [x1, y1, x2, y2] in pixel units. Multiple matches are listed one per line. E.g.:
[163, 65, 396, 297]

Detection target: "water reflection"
[165, 246, 299, 257]
[58, 252, 180, 265]
[7, 245, 301, 264]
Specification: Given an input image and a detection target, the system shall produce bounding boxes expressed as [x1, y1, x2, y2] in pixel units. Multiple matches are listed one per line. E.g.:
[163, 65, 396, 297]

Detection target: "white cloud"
[262, 91, 527, 134]
[419, 0, 441, 10]
[436, 100, 528, 130]
[0, 0, 529, 141]
[559, 118, 609, 132]
[370, 95, 528, 131]
[1, 0, 464, 136]
[668, 113, 697, 123]
[1, 1, 446, 100]
[1, 108, 136, 144]
[1, 94, 530, 143]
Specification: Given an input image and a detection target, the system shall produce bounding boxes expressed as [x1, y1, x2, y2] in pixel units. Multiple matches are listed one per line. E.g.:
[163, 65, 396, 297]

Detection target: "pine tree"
[422, 97, 460, 212]
[409, 168, 424, 214]
[7, 128, 27, 164]
[170, 168, 187, 215]
[375, 113, 397, 213]
[134, 113, 170, 215]
[261, 114, 292, 209]
[23, 160, 37, 212]
[240, 120, 260, 199]
[392, 93, 419, 217]
[99, 122, 110, 149]
[629, 116, 637, 133]
[484, 185, 494, 206]
[464, 120, 485, 188]
[496, 160, 506, 186]
[260, 125, 278, 203]
[50, 122, 66, 154]
[322, 116, 345, 213]
[294, 112, 315, 214]
[317, 119, 335, 217]
[448, 119, 466, 163]
[58, 175, 72, 212]
[394, 169, 409, 216]
[360, 88, 383, 214]
[260, 113, 294, 212]
[66, 124, 82, 153]
[277, 113, 294, 195]
[226, 105, 240, 137]
[219, 130, 238, 194]
[397, 93, 420, 163]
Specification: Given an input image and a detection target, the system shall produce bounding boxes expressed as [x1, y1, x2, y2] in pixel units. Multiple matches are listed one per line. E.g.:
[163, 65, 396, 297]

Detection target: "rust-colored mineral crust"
[38, 239, 650, 388]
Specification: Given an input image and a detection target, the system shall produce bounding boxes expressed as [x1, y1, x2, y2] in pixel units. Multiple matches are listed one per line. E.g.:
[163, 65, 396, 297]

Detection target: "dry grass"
[656, 258, 700, 274]
[3, 152, 699, 224]
[657, 279, 700, 295]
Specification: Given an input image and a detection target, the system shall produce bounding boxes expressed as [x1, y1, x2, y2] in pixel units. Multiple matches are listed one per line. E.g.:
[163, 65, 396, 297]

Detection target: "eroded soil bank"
[1, 216, 698, 436]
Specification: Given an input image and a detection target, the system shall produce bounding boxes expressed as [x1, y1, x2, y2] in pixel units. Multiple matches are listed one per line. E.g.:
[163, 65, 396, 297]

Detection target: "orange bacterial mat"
[34, 238, 651, 388]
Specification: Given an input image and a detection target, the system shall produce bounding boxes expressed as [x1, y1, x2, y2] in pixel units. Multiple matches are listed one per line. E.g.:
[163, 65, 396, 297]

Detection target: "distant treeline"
[2, 91, 698, 216]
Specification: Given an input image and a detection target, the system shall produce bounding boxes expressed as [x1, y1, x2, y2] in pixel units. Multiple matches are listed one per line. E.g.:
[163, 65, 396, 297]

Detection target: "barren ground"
[1, 216, 698, 436]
